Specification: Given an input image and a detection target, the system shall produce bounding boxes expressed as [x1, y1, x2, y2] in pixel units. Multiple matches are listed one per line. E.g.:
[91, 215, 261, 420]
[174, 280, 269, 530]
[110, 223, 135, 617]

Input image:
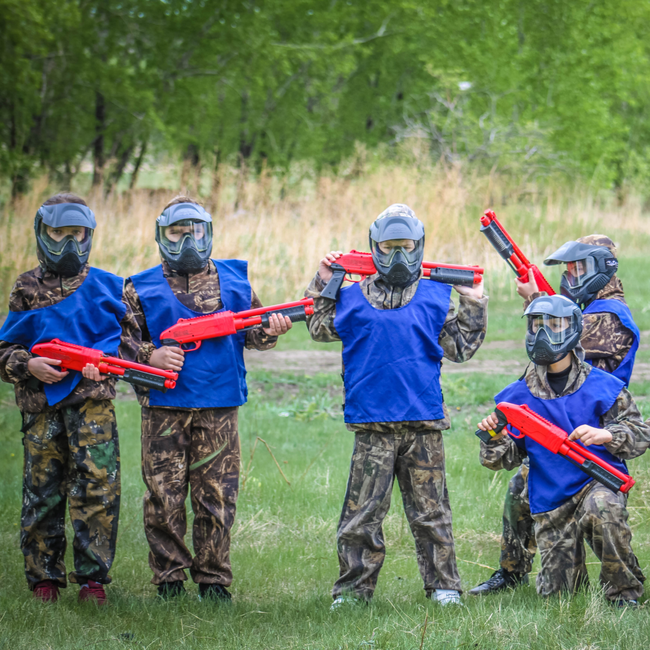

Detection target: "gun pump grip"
[260, 305, 310, 327]
[428, 267, 477, 287]
[122, 368, 169, 393]
[320, 265, 346, 300]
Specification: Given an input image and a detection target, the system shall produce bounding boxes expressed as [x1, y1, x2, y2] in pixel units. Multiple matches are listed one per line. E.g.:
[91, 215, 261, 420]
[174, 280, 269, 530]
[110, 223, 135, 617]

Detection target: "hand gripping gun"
[320, 250, 484, 300]
[32, 339, 178, 392]
[160, 298, 315, 350]
[475, 402, 635, 494]
[480, 210, 555, 295]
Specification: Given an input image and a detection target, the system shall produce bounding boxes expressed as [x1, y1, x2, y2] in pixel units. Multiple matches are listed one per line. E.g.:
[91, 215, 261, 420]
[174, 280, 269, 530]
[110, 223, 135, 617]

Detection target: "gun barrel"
[230, 298, 315, 321]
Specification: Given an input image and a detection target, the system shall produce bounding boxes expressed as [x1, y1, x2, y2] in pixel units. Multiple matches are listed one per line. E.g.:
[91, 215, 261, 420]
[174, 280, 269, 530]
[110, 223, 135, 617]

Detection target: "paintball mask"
[34, 203, 96, 277]
[156, 203, 213, 274]
[369, 204, 425, 288]
[524, 295, 583, 366]
[544, 239, 618, 307]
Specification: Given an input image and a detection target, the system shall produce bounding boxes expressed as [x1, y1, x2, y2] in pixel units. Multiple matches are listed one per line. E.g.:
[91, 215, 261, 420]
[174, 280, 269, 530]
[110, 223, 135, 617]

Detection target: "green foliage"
[3, 0, 650, 195]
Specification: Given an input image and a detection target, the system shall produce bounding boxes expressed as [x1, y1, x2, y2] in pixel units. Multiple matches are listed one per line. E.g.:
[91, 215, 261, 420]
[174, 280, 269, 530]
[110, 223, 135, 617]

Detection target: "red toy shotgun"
[320, 250, 484, 300]
[160, 298, 315, 350]
[475, 402, 635, 494]
[480, 210, 555, 295]
[32, 339, 178, 392]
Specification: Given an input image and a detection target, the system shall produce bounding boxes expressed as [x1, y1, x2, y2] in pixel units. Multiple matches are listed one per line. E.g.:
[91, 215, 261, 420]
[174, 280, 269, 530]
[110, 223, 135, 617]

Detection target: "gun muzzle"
[480, 220, 514, 260]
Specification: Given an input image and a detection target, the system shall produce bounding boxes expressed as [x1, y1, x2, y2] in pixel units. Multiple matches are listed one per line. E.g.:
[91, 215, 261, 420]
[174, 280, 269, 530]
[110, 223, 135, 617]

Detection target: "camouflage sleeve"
[581, 311, 634, 363]
[118, 294, 143, 363]
[0, 341, 32, 384]
[304, 272, 341, 343]
[439, 295, 488, 363]
[522, 291, 548, 312]
[601, 387, 650, 460]
[123, 279, 156, 364]
[244, 290, 278, 351]
[479, 434, 527, 471]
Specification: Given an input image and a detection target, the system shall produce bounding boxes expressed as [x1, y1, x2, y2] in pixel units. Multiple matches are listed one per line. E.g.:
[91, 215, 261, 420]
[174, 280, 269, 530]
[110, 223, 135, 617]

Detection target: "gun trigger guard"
[181, 341, 201, 352]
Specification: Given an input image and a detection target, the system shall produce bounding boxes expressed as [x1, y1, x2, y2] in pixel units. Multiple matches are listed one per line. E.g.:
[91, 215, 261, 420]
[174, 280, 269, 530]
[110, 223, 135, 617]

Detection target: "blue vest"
[496, 368, 627, 514]
[583, 298, 639, 387]
[334, 280, 452, 424]
[129, 260, 250, 409]
[0, 268, 126, 406]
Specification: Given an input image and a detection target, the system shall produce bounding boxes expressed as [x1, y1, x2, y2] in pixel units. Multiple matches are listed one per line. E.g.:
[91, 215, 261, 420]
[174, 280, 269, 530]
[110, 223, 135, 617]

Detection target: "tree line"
[2, 0, 650, 197]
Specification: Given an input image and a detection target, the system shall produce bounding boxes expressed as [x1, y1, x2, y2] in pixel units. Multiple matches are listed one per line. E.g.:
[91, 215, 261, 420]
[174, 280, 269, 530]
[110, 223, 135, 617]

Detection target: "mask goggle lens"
[564, 258, 595, 288]
[528, 314, 573, 344]
[40, 223, 91, 255]
[371, 239, 421, 267]
[160, 220, 212, 252]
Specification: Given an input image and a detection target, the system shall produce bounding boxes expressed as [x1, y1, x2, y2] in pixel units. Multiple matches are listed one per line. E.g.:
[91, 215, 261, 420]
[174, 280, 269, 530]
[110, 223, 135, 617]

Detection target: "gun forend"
[259, 304, 313, 327]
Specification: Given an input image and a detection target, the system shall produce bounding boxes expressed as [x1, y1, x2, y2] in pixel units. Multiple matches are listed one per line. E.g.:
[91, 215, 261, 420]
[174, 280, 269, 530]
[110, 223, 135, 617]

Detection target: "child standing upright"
[305, 204, 488, 607]
[0, 193, 141, 604]
[125, 197, 293, 601]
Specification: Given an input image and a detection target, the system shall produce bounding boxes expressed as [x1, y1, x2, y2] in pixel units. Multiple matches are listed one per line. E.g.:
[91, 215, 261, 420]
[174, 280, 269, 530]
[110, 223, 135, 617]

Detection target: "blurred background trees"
[2, 0, 650, 197]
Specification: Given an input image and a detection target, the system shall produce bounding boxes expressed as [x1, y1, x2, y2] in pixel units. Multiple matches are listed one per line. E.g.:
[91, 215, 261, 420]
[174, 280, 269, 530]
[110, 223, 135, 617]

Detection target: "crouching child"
[125, 197, 293, 601]
[306, 204, 488, 607]
[0, 194, 141, 604]
[478, 295, 649, 606]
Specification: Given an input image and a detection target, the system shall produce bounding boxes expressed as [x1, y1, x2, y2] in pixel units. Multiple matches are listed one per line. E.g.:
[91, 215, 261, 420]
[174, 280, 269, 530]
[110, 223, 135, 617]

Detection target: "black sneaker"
[198, 583, 232, 602]
[468, 569, 528, 596]
[157, 581, 187, 599]
[611, 598, 639, 609]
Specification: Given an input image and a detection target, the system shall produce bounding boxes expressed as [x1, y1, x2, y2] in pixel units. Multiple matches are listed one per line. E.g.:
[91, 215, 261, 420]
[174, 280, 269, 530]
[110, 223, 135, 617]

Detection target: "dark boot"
[198, 583, 232, 602]
[157, 581, 187, 599]
[468, 569, 528, 596]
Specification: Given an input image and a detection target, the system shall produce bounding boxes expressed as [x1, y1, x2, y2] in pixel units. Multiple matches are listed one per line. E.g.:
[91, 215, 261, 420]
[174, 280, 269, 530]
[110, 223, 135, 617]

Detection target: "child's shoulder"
[9, 267, 43, 312]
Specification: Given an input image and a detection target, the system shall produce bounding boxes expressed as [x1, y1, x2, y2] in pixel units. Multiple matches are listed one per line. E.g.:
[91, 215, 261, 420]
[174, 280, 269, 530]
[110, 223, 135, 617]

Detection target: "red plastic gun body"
[32, 339, 178, 391]
[160, 297, 315, 350]
[480, 210, 556, 295]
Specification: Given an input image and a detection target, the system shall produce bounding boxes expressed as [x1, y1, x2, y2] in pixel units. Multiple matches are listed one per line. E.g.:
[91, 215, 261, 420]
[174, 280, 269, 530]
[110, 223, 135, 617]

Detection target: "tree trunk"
[92, 91, 106, 187]
[129, 139, 148, 189]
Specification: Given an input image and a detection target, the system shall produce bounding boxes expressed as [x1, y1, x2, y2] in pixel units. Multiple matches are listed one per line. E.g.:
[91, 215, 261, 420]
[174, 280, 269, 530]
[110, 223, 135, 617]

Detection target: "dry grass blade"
[241, 436, 291, 487]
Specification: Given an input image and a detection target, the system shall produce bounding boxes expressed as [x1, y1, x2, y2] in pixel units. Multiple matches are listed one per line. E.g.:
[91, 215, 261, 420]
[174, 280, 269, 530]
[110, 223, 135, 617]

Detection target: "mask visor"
[370, 239, 422, 268]
[563, 257, 595, 288]
[158, 219, 212, 253]
[528, 314, 576, 345]
[39, 223, 92, 255]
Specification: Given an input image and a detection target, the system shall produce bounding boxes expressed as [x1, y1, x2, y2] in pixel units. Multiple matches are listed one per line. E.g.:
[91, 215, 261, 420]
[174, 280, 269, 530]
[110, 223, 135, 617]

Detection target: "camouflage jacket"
[305, 270, 488, 433]
[524, 276, 634, 374]
[124, 259, 277, 408]
[0, 264, 141, 413]
[480, 351, 650, 471]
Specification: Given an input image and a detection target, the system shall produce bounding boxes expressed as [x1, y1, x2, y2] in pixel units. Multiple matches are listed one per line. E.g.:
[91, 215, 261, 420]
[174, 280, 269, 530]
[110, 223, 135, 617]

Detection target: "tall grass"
[2, 163, 650, 312]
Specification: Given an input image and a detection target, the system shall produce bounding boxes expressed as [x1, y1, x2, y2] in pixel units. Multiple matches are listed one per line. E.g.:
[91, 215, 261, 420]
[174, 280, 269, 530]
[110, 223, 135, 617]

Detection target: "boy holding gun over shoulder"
[0, 194, 142, 604]
[477, 295, 648, 606]
[306, 204, 488, 607]
[471, 234, 641, 595]
[125, 197, 292, 602]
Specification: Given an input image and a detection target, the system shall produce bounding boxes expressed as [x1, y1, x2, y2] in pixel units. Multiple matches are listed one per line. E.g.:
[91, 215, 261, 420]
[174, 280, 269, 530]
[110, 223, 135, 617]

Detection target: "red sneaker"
[33, 580, 60, 603]
[78, 581, 107, 605]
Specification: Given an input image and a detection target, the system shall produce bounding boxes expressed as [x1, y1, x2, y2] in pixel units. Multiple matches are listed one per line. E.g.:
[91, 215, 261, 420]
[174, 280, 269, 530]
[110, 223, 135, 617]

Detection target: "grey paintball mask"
[524, 295, 583, 366]
[544, 241, 618, 307]
[34, 203, 96, 277]
[156, 203, 213, 274]
[369, 204, 425, 288]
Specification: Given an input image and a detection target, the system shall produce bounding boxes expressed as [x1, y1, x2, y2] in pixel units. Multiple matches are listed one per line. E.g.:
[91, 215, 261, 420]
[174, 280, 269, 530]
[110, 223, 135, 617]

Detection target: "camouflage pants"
[21, 400, 120, 589]
[333, 430, 461, 600]
[141, 406, 240, 585]
[533, 481, 645, 600]
[500, 460, 537, 575]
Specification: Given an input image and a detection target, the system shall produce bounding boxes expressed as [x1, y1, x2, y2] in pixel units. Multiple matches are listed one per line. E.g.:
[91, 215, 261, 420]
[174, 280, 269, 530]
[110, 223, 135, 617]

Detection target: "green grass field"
[1, 365, 650, 650]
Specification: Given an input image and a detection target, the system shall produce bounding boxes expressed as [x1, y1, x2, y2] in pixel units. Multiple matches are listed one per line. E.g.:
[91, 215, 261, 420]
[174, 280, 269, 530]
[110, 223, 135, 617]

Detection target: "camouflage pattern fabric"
[141, 405, 240, 585]
[500, 460, 536, 575]
[305, 270, 488, 433]
[576, 234, 617, 256]
[533, 481, 645, 600]
[333, 429, 461, 600]
[124, 259, 277, 408]
[0, 263, 141, 413]
[21, 399, 120, 589]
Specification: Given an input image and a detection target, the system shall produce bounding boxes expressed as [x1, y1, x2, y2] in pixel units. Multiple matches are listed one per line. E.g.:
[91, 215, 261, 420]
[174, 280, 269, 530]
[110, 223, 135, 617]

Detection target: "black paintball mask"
[155, 203, 213, 274]
[369, 204, 425, 288]
[524, 295, 583, 366]
[544, 241, 618, 307]
[34, 203, 96, 277]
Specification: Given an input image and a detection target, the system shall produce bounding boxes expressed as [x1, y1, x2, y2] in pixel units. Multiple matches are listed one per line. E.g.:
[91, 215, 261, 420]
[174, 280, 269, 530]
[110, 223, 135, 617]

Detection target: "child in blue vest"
[471, 234, 642, 596]
[478, 295, 649, 606]
[0, 193, 142, 604]
[305, 204, 488, 607]
[124, 196, 293, 601]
